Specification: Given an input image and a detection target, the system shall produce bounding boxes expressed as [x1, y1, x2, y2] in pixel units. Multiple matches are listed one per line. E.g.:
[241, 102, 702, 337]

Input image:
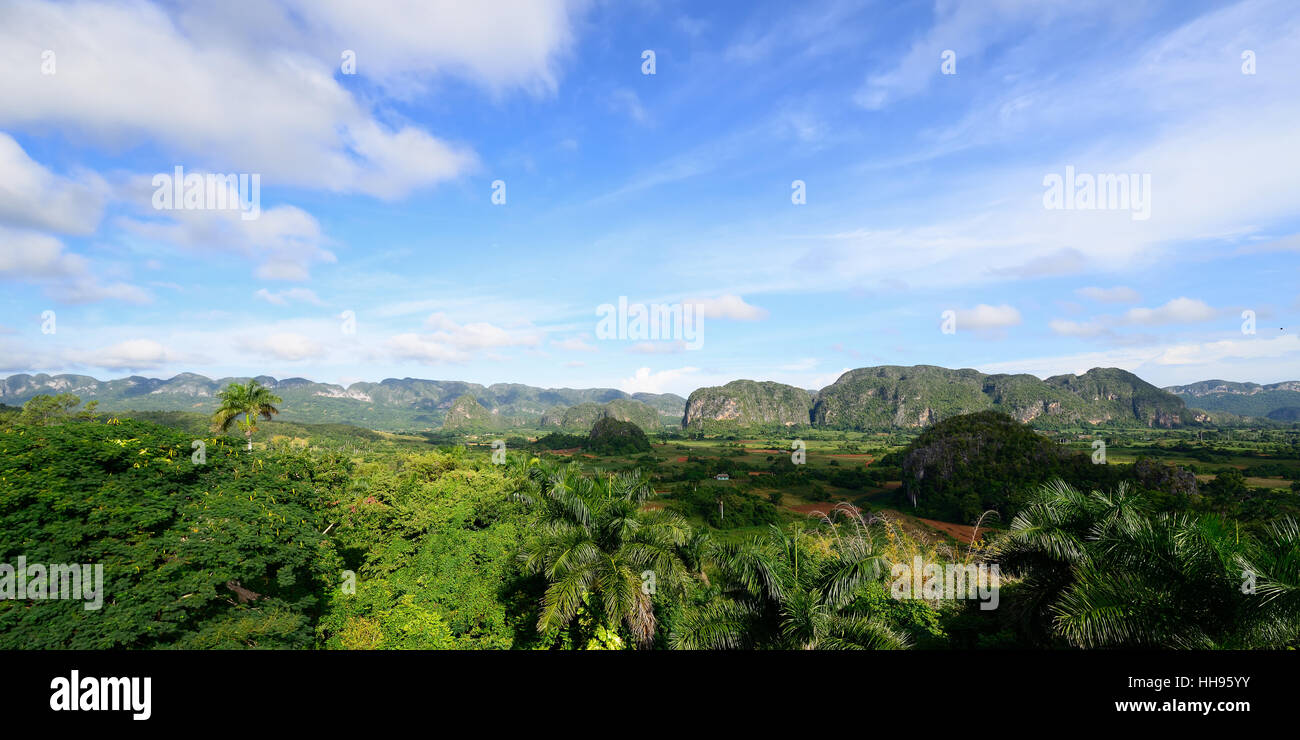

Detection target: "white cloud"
[808, 367, 852, 390]
[0, 133, 107, 235]
[0, 226, 150, 304]
[49, 277, 152, 305]
[989, 248, 1086, 278]
[1123, 297, 1218, 325]
[978, 333, 1300, 386]
[779, 358, 818, 371]
[255, 288, 324, 306]
[854, 0, 1088, 110]
[387, 332, 469, 364]
[691, 294, 769, 321]
[609, 89, 649, 125]
[387, 314, 543, 364]
[1049, 319, 1108, 338]
[0, 228, 84, 278]
[1077, 286, 1141, 304]
[68, 339, 174, 370]
[618, 366, 701, 395]
[423, 313, 542, 350]
[1150, 334, 1299, 366]
[956, 304, 1021, 330]
[118, 177, 337, 281]
[553, 335, 596, 352]
[698, 1, 1300, 299]
[0, 0, 549, 199]
[628, 341, 687, 355]
[281, 0, 581, 95]
[238, 332, 327, 362]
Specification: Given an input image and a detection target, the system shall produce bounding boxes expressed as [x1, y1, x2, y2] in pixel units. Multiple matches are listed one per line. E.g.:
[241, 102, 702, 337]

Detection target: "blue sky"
[1, 0, 1298, 396]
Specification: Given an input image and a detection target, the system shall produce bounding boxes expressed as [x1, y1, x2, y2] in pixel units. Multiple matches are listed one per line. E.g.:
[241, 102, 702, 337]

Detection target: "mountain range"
[3, 366, 1294, 432]
[1164, 379, 1300, 421]
[685, 365, 1215, 430]
[0, 373, 685, 431]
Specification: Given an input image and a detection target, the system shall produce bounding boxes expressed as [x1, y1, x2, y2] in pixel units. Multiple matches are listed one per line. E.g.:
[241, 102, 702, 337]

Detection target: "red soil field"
[785, 502, 848, 516]
[780, 500, 992, 544]
[878, 509, 993, 543]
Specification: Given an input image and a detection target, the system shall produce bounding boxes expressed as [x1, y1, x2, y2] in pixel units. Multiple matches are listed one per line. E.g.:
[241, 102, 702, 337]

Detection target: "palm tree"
[672, 508, 909, 650]
[1236, 517, 1300, 646]
[211, 379, 282, 451]
[989, 479, 1136, 645]
[992, 479, 1300, 649]
[515, 463, 692, 648]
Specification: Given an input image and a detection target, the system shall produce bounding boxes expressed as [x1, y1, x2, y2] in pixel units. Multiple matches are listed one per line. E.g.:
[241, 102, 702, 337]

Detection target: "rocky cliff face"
[441, 394, 495, 430]
[1164, 378, 1300, 419]
[811, 366, 993, 429]
[601, 398, 663, 430]
[683, 380, 813, 430]
[809, 365, 1194, 430]
[1044, 368, 1190, 427]
[539, 399, 661, 432]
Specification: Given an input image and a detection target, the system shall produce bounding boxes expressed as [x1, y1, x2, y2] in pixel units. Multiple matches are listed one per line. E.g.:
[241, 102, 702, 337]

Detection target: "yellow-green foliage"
[316, 450, 530, 650]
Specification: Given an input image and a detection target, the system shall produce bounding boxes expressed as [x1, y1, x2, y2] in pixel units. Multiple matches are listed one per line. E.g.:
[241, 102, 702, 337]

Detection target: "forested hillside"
[811, 366, 1200, 430]
[683, 380, 814, 431]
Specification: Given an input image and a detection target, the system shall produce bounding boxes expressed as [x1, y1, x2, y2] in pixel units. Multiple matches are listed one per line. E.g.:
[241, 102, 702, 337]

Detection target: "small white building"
[715, 473, 729, 481]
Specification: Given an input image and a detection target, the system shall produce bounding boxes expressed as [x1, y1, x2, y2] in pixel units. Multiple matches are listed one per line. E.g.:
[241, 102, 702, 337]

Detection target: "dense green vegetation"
[889, 411, 1125, 522]
[585, 417, 652, 455]
[315, 449, 529, 649]
[991, 481, 1300, 648]
[532, 431, 587, 450]
[0, 417, 347, 648]
[675, 483, 783, 529]
[886, 411, 1298, 527]
[3, 393, 1297, 650]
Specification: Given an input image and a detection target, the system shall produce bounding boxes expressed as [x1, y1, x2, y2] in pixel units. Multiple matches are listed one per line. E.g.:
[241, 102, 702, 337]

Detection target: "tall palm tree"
[515, 463, 692, 648]
[672, 511, 909, 650]
[211, 379, 282, 451]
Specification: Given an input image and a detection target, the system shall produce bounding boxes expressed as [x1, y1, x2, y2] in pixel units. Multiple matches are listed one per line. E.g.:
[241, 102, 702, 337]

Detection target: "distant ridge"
[0, 373, 686, 431]
[1, 365, 1258, 432]
[1165, 379, 1300, 419]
